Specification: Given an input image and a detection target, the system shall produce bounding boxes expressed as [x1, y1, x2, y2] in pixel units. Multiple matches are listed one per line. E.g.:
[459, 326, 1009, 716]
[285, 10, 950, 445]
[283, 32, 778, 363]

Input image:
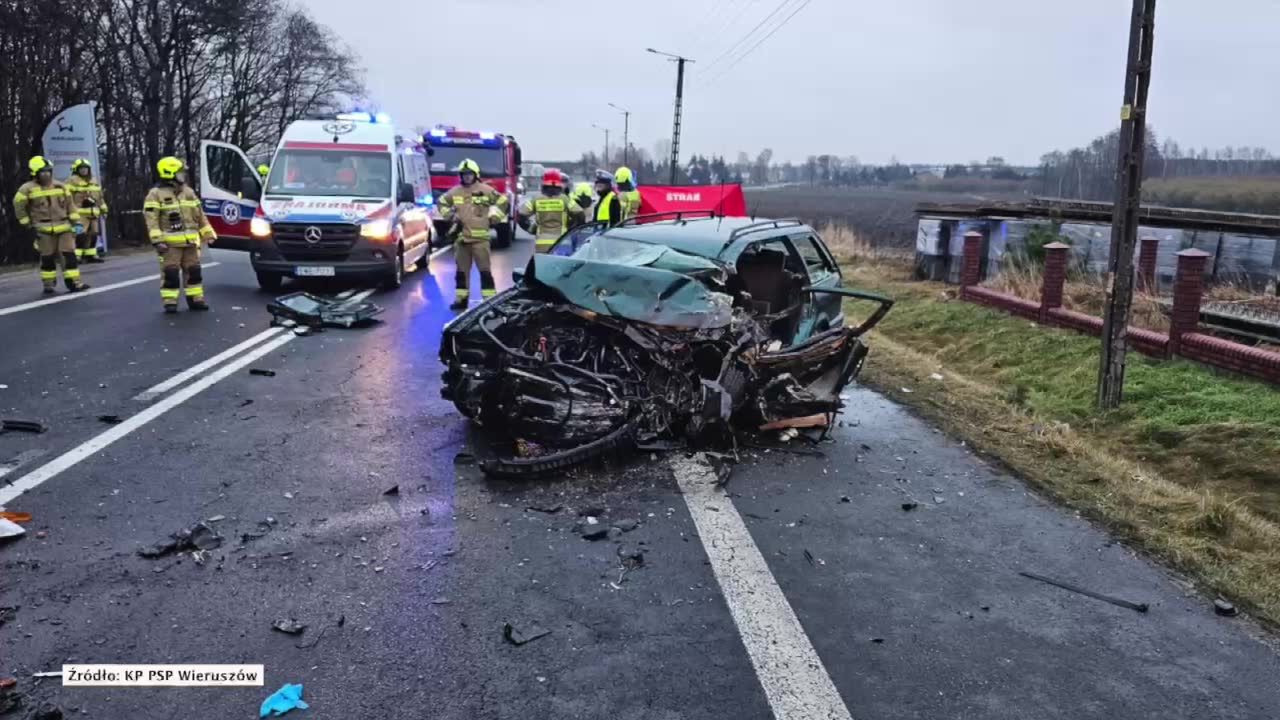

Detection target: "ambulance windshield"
[266, 150, 392, 198]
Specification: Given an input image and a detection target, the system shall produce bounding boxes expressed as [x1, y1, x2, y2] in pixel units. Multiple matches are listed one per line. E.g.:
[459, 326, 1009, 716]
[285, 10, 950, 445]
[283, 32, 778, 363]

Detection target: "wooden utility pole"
[1097, 0, 1157, 410]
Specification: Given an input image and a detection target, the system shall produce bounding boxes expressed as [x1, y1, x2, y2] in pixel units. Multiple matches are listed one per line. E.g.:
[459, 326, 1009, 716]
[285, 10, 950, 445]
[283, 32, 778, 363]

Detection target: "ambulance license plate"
[296, 266, 335, 277]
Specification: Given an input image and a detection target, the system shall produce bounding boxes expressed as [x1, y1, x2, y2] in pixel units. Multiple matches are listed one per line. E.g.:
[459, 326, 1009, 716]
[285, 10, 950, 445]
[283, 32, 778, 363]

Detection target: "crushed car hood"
[527, 254, 733, 330]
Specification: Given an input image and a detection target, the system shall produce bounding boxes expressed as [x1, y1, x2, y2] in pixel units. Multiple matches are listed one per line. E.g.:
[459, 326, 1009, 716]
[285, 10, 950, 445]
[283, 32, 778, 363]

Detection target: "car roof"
[601, 217, 810, 260]
[279, 120, 398, 150]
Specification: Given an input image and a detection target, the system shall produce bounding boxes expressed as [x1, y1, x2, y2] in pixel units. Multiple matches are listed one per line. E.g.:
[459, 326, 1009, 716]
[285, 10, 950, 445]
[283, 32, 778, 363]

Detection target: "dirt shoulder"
[844, 259, 1280, 627]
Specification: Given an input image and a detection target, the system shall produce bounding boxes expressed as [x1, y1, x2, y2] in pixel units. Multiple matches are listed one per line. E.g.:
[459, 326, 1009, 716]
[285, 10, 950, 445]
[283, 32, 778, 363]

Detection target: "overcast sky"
[301, 0, 1279, 167]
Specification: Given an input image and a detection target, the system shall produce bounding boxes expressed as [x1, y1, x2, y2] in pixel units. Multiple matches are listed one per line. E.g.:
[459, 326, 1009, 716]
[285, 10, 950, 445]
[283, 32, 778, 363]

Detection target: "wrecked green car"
[440, 214, 893, 477]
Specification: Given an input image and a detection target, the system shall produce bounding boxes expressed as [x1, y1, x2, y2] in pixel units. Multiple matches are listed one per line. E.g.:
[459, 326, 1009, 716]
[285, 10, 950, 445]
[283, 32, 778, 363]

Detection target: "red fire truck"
[424, 126, 522, 248]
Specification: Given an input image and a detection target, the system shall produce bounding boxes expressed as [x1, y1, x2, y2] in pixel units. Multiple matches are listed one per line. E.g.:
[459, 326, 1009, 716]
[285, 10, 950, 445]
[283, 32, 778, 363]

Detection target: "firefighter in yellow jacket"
[66, 158, 108, 263]
[614, 166, 641, 221]
[439, 159, 508, 310]
[143, 157, 216, 313]
[516, 170, 583, 252]
[13, 156, 88, 294]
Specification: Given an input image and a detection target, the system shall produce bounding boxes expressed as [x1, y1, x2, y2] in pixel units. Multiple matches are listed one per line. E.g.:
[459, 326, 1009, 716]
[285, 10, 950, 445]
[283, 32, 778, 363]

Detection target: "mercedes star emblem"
[304, 226, 323, 244]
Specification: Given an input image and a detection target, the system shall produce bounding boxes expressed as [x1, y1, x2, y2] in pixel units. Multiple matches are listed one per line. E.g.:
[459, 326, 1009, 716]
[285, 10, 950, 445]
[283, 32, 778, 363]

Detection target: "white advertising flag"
[41, 103, 109, 250]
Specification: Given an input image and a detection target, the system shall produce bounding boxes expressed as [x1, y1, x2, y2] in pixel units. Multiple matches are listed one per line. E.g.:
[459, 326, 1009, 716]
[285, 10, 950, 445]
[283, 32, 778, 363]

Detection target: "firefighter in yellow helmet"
[614, 166, 641, 221]
[592, 170, 622, 228]
[143, 157, 216, 313]
[438, 159, 508, 310]
[257, 164, 269, 182]
[67, 158, 108, 263]
[517, 170, 583, 252]
[568, 182, 594, 230]
[13, 156, 88, 295]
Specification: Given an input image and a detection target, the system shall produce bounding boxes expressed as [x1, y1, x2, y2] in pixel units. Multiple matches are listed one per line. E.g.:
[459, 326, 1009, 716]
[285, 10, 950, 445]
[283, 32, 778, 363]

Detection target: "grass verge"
[826, 224, 1280, 626]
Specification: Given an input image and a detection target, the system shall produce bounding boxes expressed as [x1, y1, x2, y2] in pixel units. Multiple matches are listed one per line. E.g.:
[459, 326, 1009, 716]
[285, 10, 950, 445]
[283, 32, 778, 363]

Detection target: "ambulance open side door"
[198, 139, 262, 252]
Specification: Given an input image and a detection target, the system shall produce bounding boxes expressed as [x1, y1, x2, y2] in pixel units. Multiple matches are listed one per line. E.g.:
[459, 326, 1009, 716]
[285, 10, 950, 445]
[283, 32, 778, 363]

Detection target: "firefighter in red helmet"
[517, 169, 583, 252]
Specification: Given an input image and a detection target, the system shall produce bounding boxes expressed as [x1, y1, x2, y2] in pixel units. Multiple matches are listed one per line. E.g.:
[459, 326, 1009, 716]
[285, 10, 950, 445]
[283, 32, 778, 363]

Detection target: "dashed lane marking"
[0, 263, 221, 318]
[672, 454, 855, 720]
[0, 332, 295, 507]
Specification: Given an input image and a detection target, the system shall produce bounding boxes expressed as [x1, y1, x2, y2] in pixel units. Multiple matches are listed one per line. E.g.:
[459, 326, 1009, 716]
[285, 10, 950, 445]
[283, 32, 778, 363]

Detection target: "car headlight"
[361, 219, 393, 240]
[250, 217, 272, 238]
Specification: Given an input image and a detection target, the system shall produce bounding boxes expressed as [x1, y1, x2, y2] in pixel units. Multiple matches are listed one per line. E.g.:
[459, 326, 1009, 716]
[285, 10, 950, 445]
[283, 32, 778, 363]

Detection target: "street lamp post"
[646, 48, 694, 184]
[609, 103, 631, 166]
[591, 123, 610, 167]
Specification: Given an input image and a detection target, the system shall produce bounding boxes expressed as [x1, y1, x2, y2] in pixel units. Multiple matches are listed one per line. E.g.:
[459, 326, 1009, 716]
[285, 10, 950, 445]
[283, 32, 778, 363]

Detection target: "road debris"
[294, 615, 344, 650]
[96, 414, 122, 425]
[0, 419, 46, 434]
[930, 373, 944, 381]
[1018, 571, 1149, 613]
[613, 518, 639, 532]
[578, 524, 610, 541]
[901, 501, 919, 511]
[137, 521, 223, 559]
[525, 504, 563, 514]
[617, 545, 645, 569]
[0, 607, 17, 628]
[260, 683, 309, 717]
[382, 485, 400, 497]
[1214, 599, 1239, 617]
[30, 672, 61, 679]
[0, 518, 25, 540]
[268, 291, 383, 329]
[502, 622, 551, 647]
[32, 702, 62, 720]
[272, 619, 307, 635]
[249, 369, 277, 377]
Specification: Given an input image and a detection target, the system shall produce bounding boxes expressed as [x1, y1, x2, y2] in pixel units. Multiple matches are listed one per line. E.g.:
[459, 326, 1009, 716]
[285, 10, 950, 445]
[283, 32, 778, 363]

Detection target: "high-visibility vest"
[595, 191, 617, 223]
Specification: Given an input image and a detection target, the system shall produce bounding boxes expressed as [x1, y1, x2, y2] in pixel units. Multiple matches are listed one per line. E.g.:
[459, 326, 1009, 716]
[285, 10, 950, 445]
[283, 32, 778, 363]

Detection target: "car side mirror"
[397, 182, 415, 204]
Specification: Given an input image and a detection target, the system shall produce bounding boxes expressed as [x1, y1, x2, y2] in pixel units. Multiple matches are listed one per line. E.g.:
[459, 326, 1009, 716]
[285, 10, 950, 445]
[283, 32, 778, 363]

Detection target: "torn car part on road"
[441, 215, 893, 477]
[137, 521, 223, 559]
[267, 291, 383, 329]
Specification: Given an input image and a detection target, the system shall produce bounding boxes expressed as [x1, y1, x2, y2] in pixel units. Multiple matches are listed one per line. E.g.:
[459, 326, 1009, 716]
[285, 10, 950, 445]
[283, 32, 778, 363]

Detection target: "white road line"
[0, 263, 221, 318]
[0, 333, 295, 506]
[672, 454, 854, 720]
[133, 327, 287, 402]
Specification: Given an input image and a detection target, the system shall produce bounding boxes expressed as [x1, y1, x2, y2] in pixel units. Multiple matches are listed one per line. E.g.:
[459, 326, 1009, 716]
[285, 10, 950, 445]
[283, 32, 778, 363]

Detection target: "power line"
[698, 0, 802, 76]
[701, 0, 812, 86]
[676, 0, 739, 55]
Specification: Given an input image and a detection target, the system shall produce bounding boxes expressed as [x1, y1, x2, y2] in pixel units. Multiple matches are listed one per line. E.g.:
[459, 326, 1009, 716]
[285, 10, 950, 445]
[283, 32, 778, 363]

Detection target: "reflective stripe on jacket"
[594, 192, 621, 226]
[620, 189, 641, 220]
[67, 175, 108, 217]
[520, 195, 581, 243]
[440, 182, 508, 242]
[143, 182, 215, 245]
[13, 180, 80, 232]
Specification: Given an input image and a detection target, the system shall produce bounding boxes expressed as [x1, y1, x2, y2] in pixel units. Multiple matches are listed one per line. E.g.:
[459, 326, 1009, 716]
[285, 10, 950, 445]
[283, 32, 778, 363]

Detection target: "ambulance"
[200, 112, 434, 291]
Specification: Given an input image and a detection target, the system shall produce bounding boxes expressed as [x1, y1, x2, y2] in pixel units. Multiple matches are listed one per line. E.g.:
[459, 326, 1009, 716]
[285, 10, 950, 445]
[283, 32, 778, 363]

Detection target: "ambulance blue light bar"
[426, 128, 502, 148]
[336, 111, 393, 124]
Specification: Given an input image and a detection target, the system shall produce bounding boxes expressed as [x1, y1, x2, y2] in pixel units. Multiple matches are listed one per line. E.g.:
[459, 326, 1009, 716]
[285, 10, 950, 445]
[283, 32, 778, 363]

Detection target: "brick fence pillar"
[1039, 241, 1071, 321]
[960, 231, 983, 287]
[1169, 249, 1211, 355]
[1137, 236, 1159, 293]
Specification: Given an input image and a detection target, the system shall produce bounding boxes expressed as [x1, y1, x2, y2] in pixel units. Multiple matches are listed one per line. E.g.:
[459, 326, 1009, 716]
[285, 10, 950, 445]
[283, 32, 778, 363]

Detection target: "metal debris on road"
[272, 619, 307, 635]
[268, 291, 383, 329]
[1214, 599, 1239, 617]
[249, 369, 276, 377]
[96, 414, 122, 425]
[1018, 571, 1149, 613]
[502, 622, 551, 647]
[0, 419, 46, 434]
[901, 501, 919, 511]
[0, 518, 25, 540]
[260, 683, 309, 717]
[137, 521, 223, 559]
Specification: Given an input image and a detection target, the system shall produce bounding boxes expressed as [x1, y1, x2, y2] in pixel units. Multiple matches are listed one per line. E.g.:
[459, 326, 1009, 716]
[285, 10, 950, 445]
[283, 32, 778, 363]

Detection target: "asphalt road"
[1, 237, 1279, 719]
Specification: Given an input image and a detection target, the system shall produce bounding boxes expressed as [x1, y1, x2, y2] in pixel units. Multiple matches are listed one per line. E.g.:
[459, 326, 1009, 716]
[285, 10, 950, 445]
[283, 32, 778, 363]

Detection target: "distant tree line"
[0, 0, 363, 263]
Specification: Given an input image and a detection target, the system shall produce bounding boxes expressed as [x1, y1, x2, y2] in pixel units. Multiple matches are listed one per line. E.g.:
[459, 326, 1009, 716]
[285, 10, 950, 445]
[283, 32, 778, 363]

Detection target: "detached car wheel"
[256, 272, 283, 292]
